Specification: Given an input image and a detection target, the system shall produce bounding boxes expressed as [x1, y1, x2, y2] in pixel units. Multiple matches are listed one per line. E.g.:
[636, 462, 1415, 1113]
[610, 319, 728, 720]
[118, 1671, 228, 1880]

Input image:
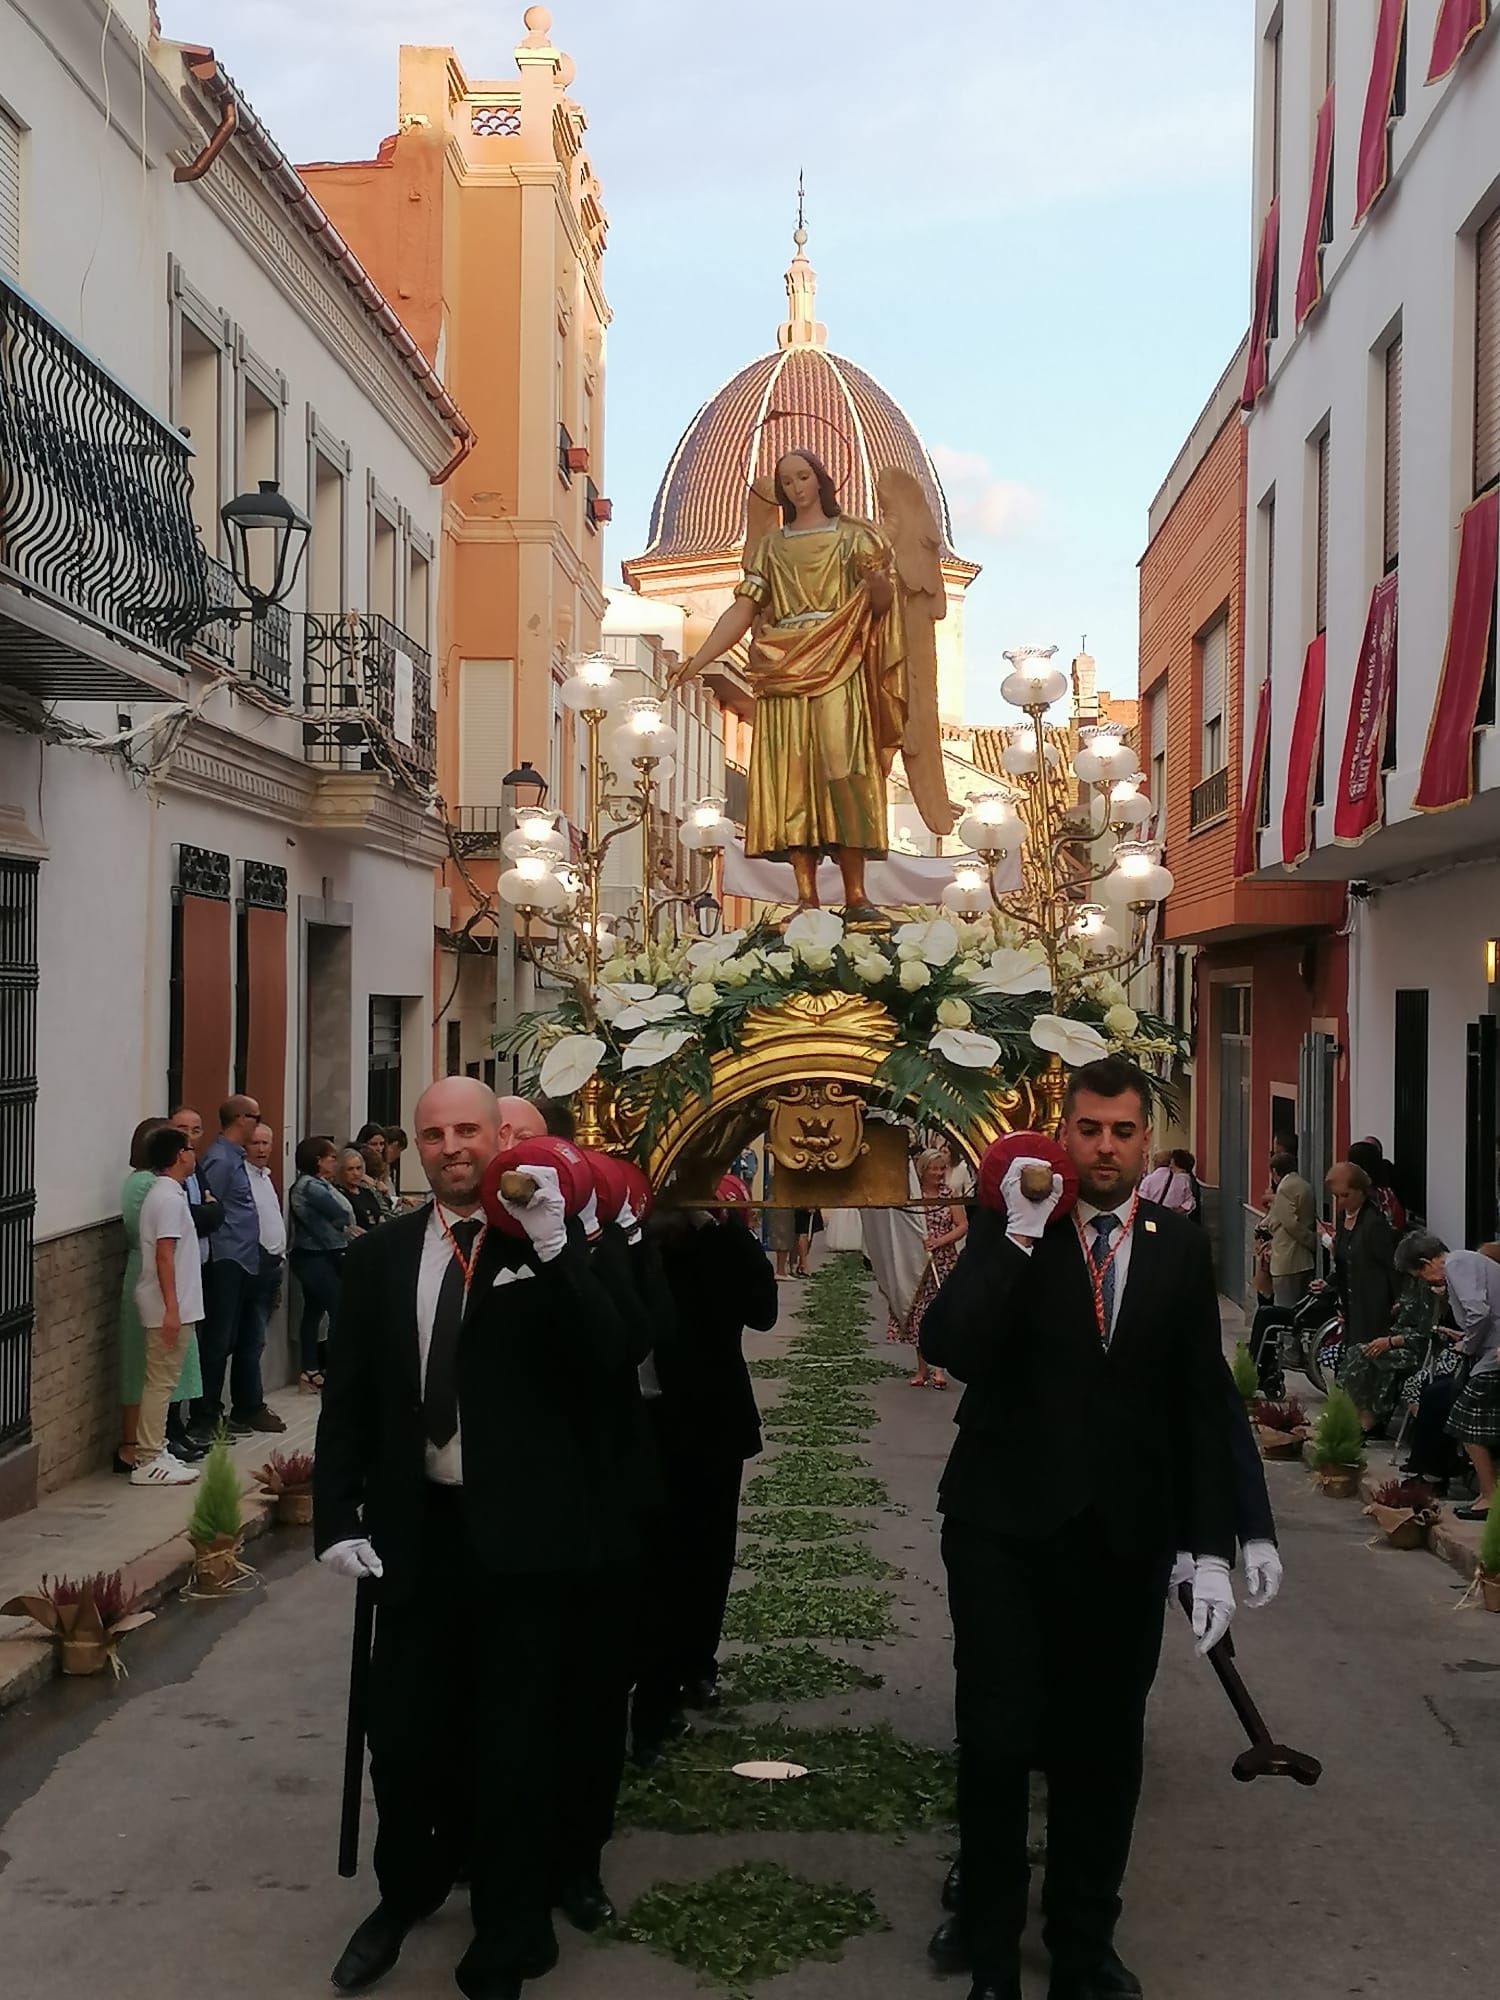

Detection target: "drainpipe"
[430, 429, 476, 486]
[173, 93, 236, 182]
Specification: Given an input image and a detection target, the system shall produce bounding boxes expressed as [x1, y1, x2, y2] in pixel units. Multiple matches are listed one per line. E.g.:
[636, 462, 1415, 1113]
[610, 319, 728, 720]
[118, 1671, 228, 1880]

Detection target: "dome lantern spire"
[778, 170, 826, 351]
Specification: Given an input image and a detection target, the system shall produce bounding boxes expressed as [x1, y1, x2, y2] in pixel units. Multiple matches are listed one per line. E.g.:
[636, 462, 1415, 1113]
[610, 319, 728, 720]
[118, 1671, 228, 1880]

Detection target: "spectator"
[1341, 1241, 1438, 1442]
[1262, 1150, 1317, 1307]
[193, 1094, 286, 1441]
[244, 1122, 288, 1401]
[339, 1145, 385, 1234]
[1322, 1162, 1398, 1368]
[765, 1206, 797, 1281]
[535, 1096, 577, 1140]
[383, 1125, 409, 1196]
[361, 1142, 398, 1218]
[1349, 1138, 1407, 1235]
[1393, 1233, 1466, 1487]
[353, 1122, 388, 1159]
[169, 1104, 222, 1258]
[1161, 1148, 1204, 1220]
[289, 1137, 355, 1390]
[117, 1118, 204, 1473]
[901, 1147, 967, 1389]
[1439, 1240, 1500, 1520]
[1139, 1149, 1174, 1202]
[130, 1127, 205, 1487]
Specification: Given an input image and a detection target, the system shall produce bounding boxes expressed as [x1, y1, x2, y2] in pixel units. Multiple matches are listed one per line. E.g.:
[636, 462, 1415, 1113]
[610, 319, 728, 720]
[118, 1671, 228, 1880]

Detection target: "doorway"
[1216, 983, 1252, 1303]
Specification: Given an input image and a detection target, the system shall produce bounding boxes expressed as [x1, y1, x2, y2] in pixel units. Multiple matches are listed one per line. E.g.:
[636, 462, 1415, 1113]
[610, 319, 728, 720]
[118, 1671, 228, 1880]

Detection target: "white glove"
[1000, 1157, 1064, 1244]
[1168, 1550, 1195, 1596]
[1189, 1555, 1235, 1656]
[618, 1198, 639, 1241]
[577, 1190, 600, 1241]
[500, 1162, 568, 1262]
[319, 1537, 383, 1582]
[1242, 1539, 1282, 1608]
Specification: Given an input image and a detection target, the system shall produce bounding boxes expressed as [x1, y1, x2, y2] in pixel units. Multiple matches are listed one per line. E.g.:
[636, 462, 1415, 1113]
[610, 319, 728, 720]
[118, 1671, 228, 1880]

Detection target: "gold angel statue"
[670, 448, 956, 920]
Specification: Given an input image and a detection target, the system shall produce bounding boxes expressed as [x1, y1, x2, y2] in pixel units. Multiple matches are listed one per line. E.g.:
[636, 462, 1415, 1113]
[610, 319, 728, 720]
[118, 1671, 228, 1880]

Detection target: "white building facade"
[0, 1, 468, 1514]
[1243, 0, 1500, 1246]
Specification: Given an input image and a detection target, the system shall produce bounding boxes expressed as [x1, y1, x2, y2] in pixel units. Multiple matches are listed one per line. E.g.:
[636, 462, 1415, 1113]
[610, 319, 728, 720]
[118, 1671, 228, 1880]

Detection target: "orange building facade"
[303, 13, 610, 1071]
[1139, 344, 1348, 1297]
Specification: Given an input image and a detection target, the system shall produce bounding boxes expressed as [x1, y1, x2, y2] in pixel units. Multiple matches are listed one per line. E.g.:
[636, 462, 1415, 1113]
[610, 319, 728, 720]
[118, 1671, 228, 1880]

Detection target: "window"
[367, 996, 402, 1129]
[0, 856, 38, 1456]
[1269, 25, 1283, 198]
[1263, 490, 1277, 681]
[238, 382, 281, 597]
[178, 321, 223, 550]
[445, 1020, 461, 1074]
[458, 659, 514, 809]
[1324, 0, 1338, 91]
[1315, 430, 1331, 635]
[370, 509, 398, 624]
[0, 106, 21, 280]
[1477, 211, 1500, 497]
[1393, 990, 1428, 1218]
[1199, 614, 1228, 778]
[1383, 336, 1402, 568]
[310, 449, 345, 613]
[1148, 683, 1167, 836]
[407, 545, 431, 650]
[1391, 3, 1408, 118]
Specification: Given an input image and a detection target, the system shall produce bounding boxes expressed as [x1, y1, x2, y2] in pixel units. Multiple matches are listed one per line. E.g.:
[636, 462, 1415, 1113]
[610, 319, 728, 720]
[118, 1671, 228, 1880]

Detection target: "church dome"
[630, 226, 973, 573]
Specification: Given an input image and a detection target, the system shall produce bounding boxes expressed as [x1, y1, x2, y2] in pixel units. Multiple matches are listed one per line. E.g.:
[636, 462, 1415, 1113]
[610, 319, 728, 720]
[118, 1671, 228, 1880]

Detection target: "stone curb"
[0, 1487, 289, 1715]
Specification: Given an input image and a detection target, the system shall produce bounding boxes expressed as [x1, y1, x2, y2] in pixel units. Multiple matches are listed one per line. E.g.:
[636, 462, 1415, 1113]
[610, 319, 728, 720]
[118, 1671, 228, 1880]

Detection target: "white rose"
[851, 952, 890, 986]
[600, 956, 634, 983]
[795, 944, 835, 973]
[894, 918, 959, 966]
[784, 909, 845, 952]
[899, 959, 932, 992]
[1104, 1002, 1140, 1039]
[687, 982, 718, 1017]
[764, 950, 795, 979]
[936, 996, 972, 1030]
[716, 959, 750, 988]
[1094, 974, 1128, 1009]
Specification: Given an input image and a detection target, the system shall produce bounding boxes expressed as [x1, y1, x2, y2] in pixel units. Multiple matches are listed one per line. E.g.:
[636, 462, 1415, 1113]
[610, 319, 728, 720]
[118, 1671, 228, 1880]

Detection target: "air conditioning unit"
[565, 444, 590, 473]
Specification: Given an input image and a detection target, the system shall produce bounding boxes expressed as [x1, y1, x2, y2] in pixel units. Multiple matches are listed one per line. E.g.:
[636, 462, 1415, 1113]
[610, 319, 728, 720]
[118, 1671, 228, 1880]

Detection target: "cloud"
[930, 447, 1044, 541]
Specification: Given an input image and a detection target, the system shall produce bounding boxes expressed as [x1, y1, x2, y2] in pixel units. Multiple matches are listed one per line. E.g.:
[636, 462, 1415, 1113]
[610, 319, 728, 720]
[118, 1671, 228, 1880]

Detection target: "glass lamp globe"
[498, 851, 565, 910]
[1070, 903, 1120, 955]
[1000, 645, 1068, 711]
[1072, 725, 1129, 784]
[1108, 774, 1153, 826]
[941, 864, 991, 916]
[560, 652, 621, 712]
[958, 791, 1021, 855]
[501, 806, 567, 861]
[612, 698, 678, 765]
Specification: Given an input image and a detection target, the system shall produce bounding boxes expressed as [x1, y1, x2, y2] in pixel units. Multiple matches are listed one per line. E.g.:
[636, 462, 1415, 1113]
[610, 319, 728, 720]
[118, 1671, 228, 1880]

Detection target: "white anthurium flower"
[1030, 1014, 1110, 1067]
[936, 996, 973, 1030]
[621, 1025, 696, 1072]
[686, 982, 718, 1017]
[894, 918, 959, 966]
[1104, 1002, 1140, 1039]
[592, 981, 658, 1025]
[899, 958, 932, 992]
[538, 1034, 605, 1099]
[613, 991, 688, 1033]
[796, 945, 836, 973]
[931, 1027, 1003, 1069]
[685, 930, 745, 969]
[971, 948, 1052, 995]
[784, 909, 845, 952]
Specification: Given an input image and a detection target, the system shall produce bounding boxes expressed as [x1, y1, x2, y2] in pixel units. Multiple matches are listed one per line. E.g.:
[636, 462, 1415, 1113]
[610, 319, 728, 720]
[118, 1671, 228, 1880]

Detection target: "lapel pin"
[1143, 1218, 1158, 1234]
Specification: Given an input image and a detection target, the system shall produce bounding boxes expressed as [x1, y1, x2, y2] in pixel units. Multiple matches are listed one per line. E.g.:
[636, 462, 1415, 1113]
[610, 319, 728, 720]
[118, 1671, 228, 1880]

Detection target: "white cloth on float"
[720, 841, 1021, 906]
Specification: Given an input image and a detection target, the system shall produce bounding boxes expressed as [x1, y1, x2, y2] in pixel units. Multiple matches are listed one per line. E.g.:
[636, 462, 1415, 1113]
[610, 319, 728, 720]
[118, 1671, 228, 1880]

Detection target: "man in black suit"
[920, 1056, 1240, 2000]
[314, 1076, 632, 2000]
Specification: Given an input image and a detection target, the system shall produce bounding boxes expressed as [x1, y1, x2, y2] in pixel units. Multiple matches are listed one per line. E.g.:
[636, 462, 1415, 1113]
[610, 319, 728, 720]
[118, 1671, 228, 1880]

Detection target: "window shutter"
[457, 658, 514, 808]
[1151, 683, 1167, 764]
[1316, 432, 1332, 632]
[1384, 337, 1402, 563]
[1478, 212, 1500, 495]
[0, 110, 20, 281]
[1201, 617, 1227, 731]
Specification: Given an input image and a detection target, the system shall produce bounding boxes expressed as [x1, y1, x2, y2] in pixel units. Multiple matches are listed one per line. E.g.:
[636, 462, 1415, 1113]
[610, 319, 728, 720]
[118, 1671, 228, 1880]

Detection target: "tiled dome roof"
[630, 226, 970, 571]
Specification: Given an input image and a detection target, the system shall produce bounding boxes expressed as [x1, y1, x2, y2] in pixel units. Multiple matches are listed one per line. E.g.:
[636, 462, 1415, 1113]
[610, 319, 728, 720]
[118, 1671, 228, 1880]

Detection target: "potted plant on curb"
[1250, 1396, 1311, 1460]
[1364, 1477, 1441, 1550]
[1230, 1341, 1260, 1407]
[0, 1572, 154, 1677]
[254, 1450, 315, 1527]
[1476, 1503, 1500, 1614]
[186, 1437, 251, 1596]
[1309, 1386, 1366, 1497]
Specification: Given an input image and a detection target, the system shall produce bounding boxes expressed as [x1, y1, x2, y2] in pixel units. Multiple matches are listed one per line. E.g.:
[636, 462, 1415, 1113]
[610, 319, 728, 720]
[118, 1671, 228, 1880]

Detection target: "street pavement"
[1, 1275, 1498, 1999]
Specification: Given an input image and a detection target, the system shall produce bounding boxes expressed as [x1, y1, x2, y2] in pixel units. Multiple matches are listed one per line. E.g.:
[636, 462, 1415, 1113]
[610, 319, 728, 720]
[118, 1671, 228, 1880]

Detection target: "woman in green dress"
[118, 1117, 204, 1472]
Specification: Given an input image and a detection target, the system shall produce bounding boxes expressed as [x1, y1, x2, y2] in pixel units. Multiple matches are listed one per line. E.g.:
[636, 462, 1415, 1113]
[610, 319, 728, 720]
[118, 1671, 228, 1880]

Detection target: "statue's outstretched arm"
[669, 596, 755, 692]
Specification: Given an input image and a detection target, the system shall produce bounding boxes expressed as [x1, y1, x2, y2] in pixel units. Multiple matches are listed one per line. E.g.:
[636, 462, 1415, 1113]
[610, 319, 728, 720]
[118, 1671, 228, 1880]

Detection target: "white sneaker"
[130, 1452, 200, 1486]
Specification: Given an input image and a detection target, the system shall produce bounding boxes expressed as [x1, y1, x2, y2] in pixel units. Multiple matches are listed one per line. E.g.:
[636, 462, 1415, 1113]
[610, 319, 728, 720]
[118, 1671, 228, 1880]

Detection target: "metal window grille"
[1477, 212, 1500, 496]
[1315, 430, 1331, 634]
[0, 858, 38, 1457]
[0, 108, 20, 281]
[1384, 338, 1402, 566]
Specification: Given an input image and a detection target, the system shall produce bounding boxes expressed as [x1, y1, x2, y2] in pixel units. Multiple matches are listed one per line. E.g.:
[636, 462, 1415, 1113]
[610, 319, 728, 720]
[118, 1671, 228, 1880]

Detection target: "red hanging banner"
[1281, 635, 1327, 870]
[1241, 199, 1281, 410]
[1414, 490, 1500, 813]
[1355, 0, 1408, 226]
[1427, 0, 1490, 83]
[1296, 90, 1336, 327]
[1234, 679, 1271, 878]
[1333, 573, 1399, 844]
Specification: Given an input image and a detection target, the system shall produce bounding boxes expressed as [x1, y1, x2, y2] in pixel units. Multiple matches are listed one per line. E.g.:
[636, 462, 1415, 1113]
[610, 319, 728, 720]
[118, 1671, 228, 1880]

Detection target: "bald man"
[496, 1095, 546, 1149]
[315, 1076, 632, 2000]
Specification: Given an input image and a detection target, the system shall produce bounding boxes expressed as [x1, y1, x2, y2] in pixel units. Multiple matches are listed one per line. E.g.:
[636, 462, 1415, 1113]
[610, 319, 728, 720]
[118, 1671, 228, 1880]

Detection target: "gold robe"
[736, 516, 907, 860]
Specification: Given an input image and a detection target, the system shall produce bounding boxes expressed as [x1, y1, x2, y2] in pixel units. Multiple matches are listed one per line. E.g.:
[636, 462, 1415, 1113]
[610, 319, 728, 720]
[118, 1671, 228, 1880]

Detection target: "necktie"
[424, 1218, 482, 1449]
[1089, 1213, 1118, 1340]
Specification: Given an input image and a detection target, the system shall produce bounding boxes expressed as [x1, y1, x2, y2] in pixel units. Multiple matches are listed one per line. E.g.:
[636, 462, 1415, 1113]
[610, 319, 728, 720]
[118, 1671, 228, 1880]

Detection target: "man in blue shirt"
[191, 1093, 286, 1441]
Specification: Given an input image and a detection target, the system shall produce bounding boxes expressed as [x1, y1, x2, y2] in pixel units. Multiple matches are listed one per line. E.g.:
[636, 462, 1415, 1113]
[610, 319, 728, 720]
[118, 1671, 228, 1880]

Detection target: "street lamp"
[501, 760, 550, 809]
[692, 888, 723, 938]
[218, 480, 310, 617]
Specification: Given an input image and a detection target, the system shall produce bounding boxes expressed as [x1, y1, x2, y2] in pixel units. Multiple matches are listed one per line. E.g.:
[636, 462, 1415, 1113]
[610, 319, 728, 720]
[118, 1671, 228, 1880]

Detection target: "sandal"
[299, 1370, 325, 1393]
[908, 1373, 929, 1388]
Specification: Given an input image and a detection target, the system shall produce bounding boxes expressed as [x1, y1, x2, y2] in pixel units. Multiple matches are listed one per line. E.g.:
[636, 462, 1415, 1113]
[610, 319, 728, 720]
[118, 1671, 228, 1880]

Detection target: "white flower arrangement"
[930, 1027, 1003, 1069]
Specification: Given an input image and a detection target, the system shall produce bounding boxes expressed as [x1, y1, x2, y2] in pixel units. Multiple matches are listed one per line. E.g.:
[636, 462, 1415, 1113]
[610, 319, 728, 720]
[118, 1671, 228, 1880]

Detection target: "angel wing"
[877, 466, 957, 838]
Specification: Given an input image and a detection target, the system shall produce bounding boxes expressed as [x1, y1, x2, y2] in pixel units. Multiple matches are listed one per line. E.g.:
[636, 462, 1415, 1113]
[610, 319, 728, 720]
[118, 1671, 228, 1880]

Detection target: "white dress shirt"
[416, 1203, 532, 1486]
[1073, 1197, 1136, 1344]
[247, 1162, 287, 1258]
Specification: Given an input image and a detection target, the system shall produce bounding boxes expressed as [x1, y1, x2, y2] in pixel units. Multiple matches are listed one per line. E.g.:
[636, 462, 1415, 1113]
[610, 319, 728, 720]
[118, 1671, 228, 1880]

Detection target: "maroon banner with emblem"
[1356, 0, 1408, 225]
[1428, 0, 1490, 83]
[1241, 199, 1280, 410]
[1414, 490, 1500, 813]
[1235, 678, 1271, 878]
[1333, 573, 1399, 844]
[1281, 636, 1327, 871]
[1296, 90, 1336, 327]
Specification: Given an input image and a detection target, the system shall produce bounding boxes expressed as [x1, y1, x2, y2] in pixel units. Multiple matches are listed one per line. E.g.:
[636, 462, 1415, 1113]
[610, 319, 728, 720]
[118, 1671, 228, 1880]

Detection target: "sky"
[156, 0, 1256, 724]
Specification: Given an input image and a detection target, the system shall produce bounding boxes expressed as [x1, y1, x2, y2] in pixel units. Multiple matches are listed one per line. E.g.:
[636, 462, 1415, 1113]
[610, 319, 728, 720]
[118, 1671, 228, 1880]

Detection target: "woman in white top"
[132, 1128, 206, 1487]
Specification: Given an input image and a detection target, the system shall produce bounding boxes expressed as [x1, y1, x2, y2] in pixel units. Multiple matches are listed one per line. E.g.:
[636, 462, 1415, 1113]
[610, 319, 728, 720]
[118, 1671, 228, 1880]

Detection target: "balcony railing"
[0, 274, 204, 690]
[302, 612, 435, 783]
[725, 761, 749, 827]
[192, 553, 238, 671]
[249, 601, 292, 702]
[1190, 765, 1230, 829]
[453, 806, 505, 856]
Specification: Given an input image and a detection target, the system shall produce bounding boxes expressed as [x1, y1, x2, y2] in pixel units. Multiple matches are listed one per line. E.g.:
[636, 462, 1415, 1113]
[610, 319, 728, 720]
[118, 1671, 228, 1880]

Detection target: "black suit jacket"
[1333, 1200, 1397, 1346]
[920, 1200, 1238, 1565]
[313, 1206, 631, 1603]
[650, 1213, 779, 1462]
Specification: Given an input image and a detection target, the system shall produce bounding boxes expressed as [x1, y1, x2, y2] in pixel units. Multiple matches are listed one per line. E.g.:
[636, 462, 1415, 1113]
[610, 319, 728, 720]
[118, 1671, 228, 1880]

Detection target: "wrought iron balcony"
[0, 274, 204, 699]
[453, 806, 506, 856]
[302, 612, 435, 783]
[724, 761, 749, 827]
[1190, 765, 1230, 830]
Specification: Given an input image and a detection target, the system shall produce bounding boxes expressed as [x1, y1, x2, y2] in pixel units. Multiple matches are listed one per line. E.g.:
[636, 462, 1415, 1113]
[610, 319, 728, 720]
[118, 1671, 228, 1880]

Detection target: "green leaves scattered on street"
[616, 1723, 955, 1835]
[738, 1540, 901, 1583]
[722, 1581, 896, 1642]
[715, 1644, 884, 1707]
[621, 1861, 885, 1995]
[737, 1507, 874, 1542]
[742, 1460, 890, 1510]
